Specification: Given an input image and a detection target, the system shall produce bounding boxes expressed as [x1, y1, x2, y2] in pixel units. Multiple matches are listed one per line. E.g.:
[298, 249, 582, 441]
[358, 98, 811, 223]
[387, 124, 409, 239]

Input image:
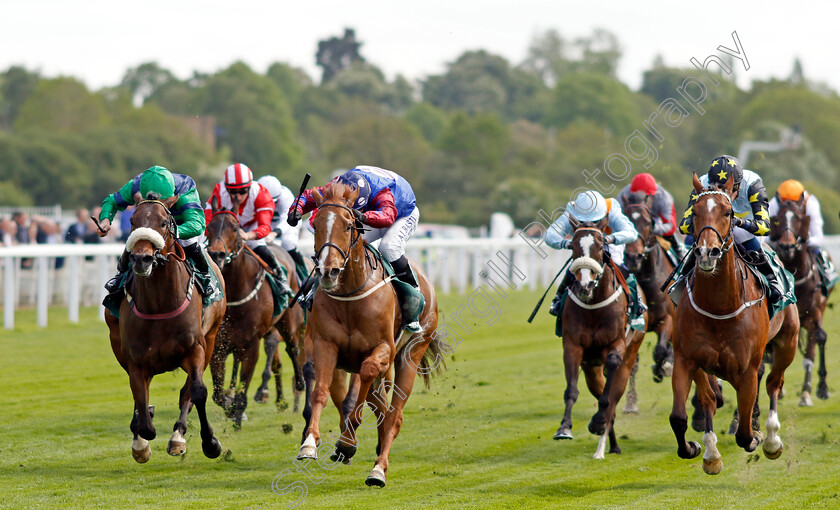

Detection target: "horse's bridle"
[624, 203, 658, 258]
[771, 203, 807, 250]
[571, 226, 609, 284]
[208, 210, 244, 264]
[134, 199, 184, 267]
[313, 202, 365, 272]
[692, 190, 735, 255]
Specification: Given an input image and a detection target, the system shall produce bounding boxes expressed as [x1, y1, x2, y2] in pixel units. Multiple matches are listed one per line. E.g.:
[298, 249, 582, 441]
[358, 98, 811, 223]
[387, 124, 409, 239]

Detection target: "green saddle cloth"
[102, 255, 224, 319]
[753, 245, 797, 320]
[554, 273, 645, 338]
[265, 265, 294, 317]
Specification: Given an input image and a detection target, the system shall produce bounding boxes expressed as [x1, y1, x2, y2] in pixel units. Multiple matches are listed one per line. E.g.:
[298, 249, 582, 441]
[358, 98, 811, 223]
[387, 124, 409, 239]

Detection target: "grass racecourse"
[3, 290, 840, 509]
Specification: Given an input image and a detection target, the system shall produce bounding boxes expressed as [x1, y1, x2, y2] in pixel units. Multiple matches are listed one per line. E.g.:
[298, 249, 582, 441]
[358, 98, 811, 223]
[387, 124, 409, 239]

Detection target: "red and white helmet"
[225, 163, 253, 189]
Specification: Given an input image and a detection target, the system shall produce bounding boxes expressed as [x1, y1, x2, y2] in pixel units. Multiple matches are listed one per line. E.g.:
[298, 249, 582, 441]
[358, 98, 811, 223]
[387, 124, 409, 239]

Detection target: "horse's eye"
[161, 221, 167, 228]
[725, 210, 732, 217]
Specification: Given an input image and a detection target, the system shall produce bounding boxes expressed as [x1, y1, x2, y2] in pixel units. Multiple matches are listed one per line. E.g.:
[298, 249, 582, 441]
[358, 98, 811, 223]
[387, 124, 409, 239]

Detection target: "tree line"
[2, 28, 839, 232]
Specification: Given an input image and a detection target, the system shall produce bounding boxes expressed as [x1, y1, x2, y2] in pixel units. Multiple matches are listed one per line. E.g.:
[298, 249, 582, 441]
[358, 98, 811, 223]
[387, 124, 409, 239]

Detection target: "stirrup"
[105, 274, 123, 294]
[404, 320, 422, 333]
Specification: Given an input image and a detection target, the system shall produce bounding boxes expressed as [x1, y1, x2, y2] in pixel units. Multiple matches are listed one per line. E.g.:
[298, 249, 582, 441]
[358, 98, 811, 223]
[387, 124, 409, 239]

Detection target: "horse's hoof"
[763, 441, 783, 460]
[622, 403, 639, 414]
[331, 441, 357, 462]
[202, 437, 223, 459]
[254, 389, 270, 404]
[728, 419, 739, 435]
[609, 445, 621, 454]
[365, 465, 386, 487]
[663, 362, 673, 377]
[652, 364, 664, 383]
[799, 391, 814, 407]
[703, 457, 722, 475]
[680, 440, 702, 459]
[167, 440, 186, 456]
[553, 427, 573, 440]
[132, 438, 151, 464]
[297, 444, 318, 460]
[817, 386, 830, 400]
[779, 387, 786, 399]
[691, 416, 705, 433]
[588, 417, 607, 436]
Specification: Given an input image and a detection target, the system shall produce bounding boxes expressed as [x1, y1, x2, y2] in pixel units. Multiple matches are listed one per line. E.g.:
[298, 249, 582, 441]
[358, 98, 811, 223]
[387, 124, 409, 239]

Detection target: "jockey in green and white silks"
[98, 165, 216, 298]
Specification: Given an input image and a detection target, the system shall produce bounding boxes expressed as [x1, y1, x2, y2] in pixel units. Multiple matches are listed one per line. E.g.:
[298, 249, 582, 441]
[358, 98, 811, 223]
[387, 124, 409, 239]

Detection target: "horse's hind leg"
[622, 359, 639, 414]
[594, 331, 644, 457]
[128, 367, 154, 463]
[815, 324, 830, 400]
[729, 362, 765, 435]
[554, 343, 583, 440]
[183, 343, 222, 459]
[255, 328, 280, 404]
[799, 327, 816, 406]
[652, 315, 674, 383]
[734, 367, 761, 453]
[764, 312, 798, 459]
[669, 354, 701, 460]
[209, 344, 228, 409]
[168, 375, 193, 456]
[694, 370, 721, 475]
[299, 338, 340, 461]
[231, 341, 260, 429]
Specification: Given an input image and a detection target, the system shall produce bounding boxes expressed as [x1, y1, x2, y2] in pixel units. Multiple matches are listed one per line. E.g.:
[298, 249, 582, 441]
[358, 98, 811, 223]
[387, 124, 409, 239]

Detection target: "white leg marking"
[764, 410, 783, 454]
[132, 437, 149, 451]
[702, 432, 720, 461]
[298, 433, 318, 459]
[593, 432, 608, 460]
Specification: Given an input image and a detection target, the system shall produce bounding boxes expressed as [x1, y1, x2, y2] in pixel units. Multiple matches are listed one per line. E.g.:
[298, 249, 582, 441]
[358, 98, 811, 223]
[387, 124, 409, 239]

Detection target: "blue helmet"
[568, 190, 608, 222]
[335, 171, 371, 209]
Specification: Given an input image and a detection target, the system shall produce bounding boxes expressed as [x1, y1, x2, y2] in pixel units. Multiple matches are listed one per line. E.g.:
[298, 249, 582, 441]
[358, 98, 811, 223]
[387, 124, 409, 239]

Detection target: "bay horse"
[621, 192, 676, 393]
[669, 173, 799, 475]
[296, 181, 443, 487]
[104, 193, 227, 463]
[771, 196, 832, 406]
[205, 209, 305, 428]
[552, 219, 648, 459]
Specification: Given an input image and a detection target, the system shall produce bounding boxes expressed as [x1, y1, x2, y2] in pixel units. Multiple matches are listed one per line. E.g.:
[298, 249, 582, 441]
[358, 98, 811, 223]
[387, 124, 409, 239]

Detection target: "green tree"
[120, 62, 176, 106]
[0, 66, 39, 129]
[316, 28, 364, 82]
[546, 72, 638, 135]
[404, 102, 448, 144]
[14, 77, 108, 133]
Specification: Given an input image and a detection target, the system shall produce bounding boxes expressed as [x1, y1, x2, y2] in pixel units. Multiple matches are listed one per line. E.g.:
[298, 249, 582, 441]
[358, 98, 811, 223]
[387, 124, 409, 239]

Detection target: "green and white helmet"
[139, 166, 175, 199]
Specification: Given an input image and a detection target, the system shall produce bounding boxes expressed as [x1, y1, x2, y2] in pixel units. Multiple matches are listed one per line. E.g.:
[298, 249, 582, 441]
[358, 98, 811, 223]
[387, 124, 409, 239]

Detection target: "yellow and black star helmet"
[707, 155, 743, 188]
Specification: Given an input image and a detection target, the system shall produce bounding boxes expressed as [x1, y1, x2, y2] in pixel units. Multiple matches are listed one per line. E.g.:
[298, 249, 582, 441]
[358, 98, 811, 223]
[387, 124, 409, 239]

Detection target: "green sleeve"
[173, 188, 206, 239]
[99, 180, 135, 222]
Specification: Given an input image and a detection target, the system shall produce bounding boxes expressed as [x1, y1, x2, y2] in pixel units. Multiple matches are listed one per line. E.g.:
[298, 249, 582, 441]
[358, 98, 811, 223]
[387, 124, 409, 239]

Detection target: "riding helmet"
[568, 190, 608, 222]
[707, 155, 743, 188]
[335, 170, 371, 209]
[139, 166, 175, 199]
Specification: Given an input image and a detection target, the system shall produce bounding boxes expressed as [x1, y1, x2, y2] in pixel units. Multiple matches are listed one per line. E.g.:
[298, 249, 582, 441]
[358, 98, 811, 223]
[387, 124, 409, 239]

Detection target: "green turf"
[2, 291, 840, 509]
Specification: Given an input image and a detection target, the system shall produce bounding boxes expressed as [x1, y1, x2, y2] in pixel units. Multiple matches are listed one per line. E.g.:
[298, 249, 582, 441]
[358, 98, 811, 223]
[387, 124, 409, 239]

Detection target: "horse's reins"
[624, 203, 658, 256]
[684, 190, 764, 320]
[567, 227, 624, 310]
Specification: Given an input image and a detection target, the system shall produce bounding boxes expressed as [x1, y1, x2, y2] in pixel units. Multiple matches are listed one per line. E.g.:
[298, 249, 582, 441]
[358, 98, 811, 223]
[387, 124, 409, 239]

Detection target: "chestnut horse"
[670, 174, 799, 475]
[205, 210, 305, 428]
[622, 192, 677, 392]
[296, 182, 442, 487]
[771, 197, 833, 406]
[552, 220, 648, 459]
[105, 194, 226, 463]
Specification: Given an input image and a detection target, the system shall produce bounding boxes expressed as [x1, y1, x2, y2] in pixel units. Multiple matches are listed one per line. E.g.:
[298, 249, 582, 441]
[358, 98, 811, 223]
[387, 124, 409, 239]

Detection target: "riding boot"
[287, 248, 309, 281]
[390, 255, 425, 333]
[182, 242, 216, 299]
[754, 251, 783, 303]
[665, 234, 688, 259]
[254, 245, 293, 297]
[105, 250, 130, 294]
[549, 270, 575, 317]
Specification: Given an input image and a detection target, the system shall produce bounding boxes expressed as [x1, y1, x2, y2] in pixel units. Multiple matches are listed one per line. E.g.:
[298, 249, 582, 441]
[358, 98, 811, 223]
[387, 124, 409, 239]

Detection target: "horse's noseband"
[313, 202, 366, 271]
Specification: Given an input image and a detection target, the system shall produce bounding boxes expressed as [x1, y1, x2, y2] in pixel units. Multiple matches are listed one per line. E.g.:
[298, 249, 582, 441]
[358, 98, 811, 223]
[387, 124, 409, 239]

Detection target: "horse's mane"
[321, 181, 358, 207]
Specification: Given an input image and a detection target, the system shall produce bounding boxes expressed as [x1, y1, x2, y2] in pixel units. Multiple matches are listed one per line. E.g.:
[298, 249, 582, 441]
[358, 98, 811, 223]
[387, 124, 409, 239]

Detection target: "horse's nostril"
[328, 268, 341, 279]
[710, 247, 722, 258]
[142, 255, 154, 265]
[694, 247, 702, 257]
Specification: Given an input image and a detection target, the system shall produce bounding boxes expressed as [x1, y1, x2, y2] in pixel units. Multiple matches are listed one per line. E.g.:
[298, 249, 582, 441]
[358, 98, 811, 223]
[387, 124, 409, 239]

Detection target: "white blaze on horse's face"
[706, 199, 717, 213]
[319, 211, 336, 272]
[785, 210, 794, 227]
[631, 211, 640, 220]
[578, 234, 596, 286]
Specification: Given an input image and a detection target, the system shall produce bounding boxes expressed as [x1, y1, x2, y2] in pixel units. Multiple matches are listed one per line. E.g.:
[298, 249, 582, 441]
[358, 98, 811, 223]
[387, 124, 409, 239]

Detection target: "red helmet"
[630, 173, 657, 196]
[225, 163, 253, 189]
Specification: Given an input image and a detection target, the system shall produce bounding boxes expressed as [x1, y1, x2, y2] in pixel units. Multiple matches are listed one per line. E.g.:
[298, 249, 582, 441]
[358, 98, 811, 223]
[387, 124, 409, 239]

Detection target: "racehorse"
[621, 191, 677, 398]
[205, 209, 306, 428]
[669, 174, 799, 475]
[104, 193, 227, 463]
[771, 196, 833, 406]
[552, 219, 648, 459]
[296, 181, 443, 487]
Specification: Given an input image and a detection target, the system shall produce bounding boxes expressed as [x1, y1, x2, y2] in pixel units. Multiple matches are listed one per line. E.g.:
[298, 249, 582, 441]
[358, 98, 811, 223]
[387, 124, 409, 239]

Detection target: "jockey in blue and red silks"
[289, 165, 423, 332]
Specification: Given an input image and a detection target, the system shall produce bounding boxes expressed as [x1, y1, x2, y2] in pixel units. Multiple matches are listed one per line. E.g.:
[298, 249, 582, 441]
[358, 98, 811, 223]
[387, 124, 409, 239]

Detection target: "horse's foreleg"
[589, 345, 626, 438]
[168, 373, 193, 456]
[764, 315, 798, 460]
[622, 359, 639, 414]
[652, 315, 673, 383]
[300, 359, 315, 444]
[183, 342, 222, 459]
[734, 366, 761, 453]
[231, 340, 260, 429]
[670, 354, 701, 460]
[332, 371, 355, 432]
[334, 344, 390, 465]
[209, 345, 228, 409]
[694, 370, 721, 475]
[128, 366, 153, 463]
[255, 328, 280, 404]
[815, 324, 830, 400]
[595, 332, 644, 456]
[554, 343, 583, 440]
[298, 338, 338, 460]
[800, 327, 816, 406]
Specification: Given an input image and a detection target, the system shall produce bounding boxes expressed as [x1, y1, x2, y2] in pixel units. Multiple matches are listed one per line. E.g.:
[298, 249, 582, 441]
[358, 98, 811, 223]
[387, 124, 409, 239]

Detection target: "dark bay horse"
[552, 220, 648, 459]
[104, 194, 226, 462]
[621, 192, 677, 400]
[205, 210, 306, 428]
[296, 182, 443, 487]
[670, 174, 799, 475]
[771, 196, 833, 406]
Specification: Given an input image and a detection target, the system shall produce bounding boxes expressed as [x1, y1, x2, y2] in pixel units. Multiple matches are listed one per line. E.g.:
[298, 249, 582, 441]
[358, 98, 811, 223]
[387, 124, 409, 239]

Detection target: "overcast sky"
[2, 0, 835, 93]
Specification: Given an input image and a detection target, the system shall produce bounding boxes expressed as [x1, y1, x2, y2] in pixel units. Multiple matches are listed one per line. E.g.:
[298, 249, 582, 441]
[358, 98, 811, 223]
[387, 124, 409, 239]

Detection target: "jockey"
[677, 155, 783, 302]
[98, 165, 216, 298]
[204, 163, 292, 295]
[545, 190, 639, 314]
[288, 165, 423, 333]
[769, 179, 837, 293]
[617, 173, 687, 258]
[257, 175, 307, 278]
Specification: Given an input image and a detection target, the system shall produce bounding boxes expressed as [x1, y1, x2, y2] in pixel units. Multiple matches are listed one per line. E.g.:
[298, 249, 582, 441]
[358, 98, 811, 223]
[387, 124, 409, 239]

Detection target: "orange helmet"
[777, 179, 805, 201]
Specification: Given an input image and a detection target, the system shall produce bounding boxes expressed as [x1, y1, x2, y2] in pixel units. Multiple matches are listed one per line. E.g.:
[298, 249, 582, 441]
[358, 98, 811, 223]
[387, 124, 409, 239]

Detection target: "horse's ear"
[569, 215, 580, 231]
[619, 194, 628, 209]
[209, 195, 219, 214]
[312, 188, 324, 207]
[596, 216, 609, 233]
[163, 194, 179, 210]
[133, 191, 143, 205]
[692, 172, 704, 193]
[644, 194, 654, 207]
[796, 192, 807, 208]
[722, 173, 735, 193]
